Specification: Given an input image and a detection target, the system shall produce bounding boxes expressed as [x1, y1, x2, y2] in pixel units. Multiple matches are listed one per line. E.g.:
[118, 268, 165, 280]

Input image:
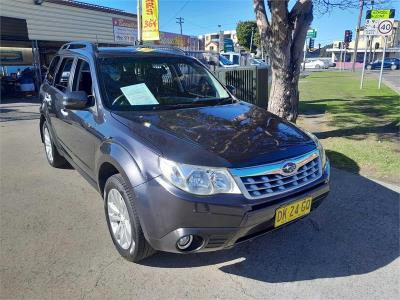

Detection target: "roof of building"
[46, 0, 136, 18]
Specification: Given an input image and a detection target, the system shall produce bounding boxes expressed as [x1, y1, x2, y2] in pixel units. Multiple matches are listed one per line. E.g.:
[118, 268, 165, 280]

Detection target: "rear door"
[41, 55, 61, 139]
[49, 56, 76, 156]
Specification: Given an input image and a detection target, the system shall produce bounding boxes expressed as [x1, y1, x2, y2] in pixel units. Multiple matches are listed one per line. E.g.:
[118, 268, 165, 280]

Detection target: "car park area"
[1, 100, 398, 299]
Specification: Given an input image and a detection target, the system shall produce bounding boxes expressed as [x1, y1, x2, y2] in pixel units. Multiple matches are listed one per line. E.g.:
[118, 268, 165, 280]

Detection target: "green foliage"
[236, 21, 260, 52]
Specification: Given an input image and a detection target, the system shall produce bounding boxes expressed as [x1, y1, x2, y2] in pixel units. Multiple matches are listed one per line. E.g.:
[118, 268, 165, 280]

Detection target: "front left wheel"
[104, 174, 155, 262]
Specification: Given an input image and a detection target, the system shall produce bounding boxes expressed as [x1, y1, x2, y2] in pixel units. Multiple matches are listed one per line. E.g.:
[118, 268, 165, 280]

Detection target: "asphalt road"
[365, 69, 400, 93]
[1, 102, 399, 299]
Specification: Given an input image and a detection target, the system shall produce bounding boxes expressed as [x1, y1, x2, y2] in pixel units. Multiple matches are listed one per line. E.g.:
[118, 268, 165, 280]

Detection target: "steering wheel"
[112, 94, 130, 106]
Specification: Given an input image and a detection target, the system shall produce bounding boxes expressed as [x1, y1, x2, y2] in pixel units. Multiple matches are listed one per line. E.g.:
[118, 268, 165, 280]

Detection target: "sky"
[83, 0, 399, 46]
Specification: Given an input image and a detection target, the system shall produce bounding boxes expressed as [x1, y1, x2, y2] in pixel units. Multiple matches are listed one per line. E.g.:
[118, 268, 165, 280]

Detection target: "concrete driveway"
[1, 102, 399, 299]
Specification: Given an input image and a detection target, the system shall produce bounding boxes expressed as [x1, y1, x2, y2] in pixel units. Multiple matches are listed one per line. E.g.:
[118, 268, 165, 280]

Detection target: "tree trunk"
[254, 0, 313, 122]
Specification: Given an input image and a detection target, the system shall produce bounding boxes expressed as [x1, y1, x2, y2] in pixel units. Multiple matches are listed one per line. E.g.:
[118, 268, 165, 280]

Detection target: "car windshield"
[98, 56, 230, 111]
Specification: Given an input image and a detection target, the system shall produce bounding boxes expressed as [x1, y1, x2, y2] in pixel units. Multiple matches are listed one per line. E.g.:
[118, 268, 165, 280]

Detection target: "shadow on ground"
[315, 121, 399, 141]
[140, 166, 399, 283]
[0, 100, 41, 122]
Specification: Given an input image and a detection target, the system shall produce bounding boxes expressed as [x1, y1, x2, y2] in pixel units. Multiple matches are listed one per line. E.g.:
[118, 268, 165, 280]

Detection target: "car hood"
[111, 102, 316, 168]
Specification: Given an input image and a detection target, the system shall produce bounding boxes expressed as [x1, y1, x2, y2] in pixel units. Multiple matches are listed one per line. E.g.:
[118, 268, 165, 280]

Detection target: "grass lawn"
[298, 71, 400, 184]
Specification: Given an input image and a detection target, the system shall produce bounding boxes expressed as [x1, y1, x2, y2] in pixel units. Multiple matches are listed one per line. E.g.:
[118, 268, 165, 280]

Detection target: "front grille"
[231, 150, 322, 199]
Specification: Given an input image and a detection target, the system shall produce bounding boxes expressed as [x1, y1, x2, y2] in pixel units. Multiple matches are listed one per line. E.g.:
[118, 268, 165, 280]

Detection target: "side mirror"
[62, 91, 89, 110]
[226, 84, 237, 96]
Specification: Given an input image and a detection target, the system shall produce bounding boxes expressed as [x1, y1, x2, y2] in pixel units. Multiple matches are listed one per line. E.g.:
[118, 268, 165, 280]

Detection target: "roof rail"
[134, 44, 187, 55]
[60, 41, 97, 52]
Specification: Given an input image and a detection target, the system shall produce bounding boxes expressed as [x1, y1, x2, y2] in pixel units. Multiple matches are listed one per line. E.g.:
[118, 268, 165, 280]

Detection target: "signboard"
[378, 19, 394, 36]
[306, 29, 317, 39]
[0, 48, 33, 66]
[366, 9, 395, 20]
[113, 18, 137, 44]
[364, 18, 394, 36]
[142, 0, 160, 41]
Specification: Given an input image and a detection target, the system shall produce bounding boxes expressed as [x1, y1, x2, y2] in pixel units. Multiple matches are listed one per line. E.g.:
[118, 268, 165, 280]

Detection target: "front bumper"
[133, 161, 330, 253]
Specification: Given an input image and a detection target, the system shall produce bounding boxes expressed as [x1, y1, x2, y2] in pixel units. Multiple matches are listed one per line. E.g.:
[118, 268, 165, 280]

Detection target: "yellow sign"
[370, 9, 392, 19]
[141, 0, 160, 41]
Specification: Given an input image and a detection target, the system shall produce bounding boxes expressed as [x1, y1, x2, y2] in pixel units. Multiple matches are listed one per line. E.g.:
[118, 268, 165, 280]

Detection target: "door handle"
[44, 92, 52, 103]
[61, 109, 68, 117]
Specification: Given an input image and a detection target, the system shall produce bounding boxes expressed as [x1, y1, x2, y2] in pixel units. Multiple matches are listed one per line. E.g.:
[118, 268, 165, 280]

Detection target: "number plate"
[274, 197, 312, 227]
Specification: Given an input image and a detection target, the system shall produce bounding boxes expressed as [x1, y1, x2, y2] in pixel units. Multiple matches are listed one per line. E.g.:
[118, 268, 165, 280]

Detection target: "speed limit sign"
[378, 19, 394, 36]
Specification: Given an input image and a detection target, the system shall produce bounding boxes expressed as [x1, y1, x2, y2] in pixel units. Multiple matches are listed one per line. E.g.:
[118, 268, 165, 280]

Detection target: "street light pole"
[351, 0, 364, 72]
[136, 0, 142, 44]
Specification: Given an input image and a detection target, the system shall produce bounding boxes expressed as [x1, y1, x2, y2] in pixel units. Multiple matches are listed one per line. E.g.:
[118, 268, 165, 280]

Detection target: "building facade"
[199, 30, 238, 52]
[0, 0, 200, 85]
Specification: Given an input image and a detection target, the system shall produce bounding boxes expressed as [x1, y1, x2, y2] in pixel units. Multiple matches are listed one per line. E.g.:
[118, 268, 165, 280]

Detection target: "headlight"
[306, 132, 327, 167]
[159, 157, 241, 195]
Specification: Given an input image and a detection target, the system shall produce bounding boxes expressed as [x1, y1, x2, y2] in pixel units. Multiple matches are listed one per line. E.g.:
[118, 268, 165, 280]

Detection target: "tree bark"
[253, 0, 313, 122]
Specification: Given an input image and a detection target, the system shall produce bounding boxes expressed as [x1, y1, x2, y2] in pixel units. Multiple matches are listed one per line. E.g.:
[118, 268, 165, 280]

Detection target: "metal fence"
[213, 66, 269, 109]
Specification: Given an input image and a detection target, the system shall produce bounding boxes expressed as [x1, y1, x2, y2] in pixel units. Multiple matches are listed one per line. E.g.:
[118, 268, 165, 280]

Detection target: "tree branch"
[253, 0, 271, 39]
[290, 0, 313, 73]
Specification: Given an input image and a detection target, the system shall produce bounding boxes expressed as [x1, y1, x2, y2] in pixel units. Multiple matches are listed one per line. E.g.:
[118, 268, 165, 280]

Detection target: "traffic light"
[344, 30, 352, 43]
[308, 38, 314, 50]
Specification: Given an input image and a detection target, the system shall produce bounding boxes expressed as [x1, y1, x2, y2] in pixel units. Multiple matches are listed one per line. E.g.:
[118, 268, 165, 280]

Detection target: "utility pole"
[176, 17, 184, 36]
[351, 0, 364, 72]
[250, 27, 255, 53]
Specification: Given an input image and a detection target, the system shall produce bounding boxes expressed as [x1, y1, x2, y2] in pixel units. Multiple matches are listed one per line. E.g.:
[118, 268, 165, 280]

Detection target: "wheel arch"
[96, 141, 146, 197]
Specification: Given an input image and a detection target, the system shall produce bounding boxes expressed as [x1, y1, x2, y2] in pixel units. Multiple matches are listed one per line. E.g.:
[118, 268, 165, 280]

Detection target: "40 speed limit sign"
[364, 18, 394, 36]
[378, 19, 394, 36]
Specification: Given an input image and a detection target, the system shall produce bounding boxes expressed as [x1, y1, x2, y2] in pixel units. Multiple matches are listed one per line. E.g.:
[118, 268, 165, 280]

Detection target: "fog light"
[177, 235, 193, 250]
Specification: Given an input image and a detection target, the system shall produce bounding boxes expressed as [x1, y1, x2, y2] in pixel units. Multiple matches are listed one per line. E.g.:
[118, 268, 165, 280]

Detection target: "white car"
[303, 59, 328, 69]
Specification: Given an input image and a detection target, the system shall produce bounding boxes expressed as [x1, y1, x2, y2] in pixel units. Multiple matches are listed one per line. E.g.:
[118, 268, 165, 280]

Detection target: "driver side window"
[72, 59, 93, 96]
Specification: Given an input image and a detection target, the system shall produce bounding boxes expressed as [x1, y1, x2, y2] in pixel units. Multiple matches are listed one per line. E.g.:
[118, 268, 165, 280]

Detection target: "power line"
[161, 0, 190, 26]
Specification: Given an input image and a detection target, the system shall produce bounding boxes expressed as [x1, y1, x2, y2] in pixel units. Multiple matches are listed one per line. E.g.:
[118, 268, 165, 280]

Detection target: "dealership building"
[0, 0, 200, 86]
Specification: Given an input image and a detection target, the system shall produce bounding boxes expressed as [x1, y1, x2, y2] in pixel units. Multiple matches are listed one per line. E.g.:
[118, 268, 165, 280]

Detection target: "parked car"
[218, 54, 239, 68]
[366, 58, 400, 70]
[249, 58, 269, 67]
[39, 42, 330, 262]
[220, 52, 241, 65]
[303, 59, 328, 69]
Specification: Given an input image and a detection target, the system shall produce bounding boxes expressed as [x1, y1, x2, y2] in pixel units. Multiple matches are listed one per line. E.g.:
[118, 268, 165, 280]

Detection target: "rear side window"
[46, 56, 60, 84]
[54, 57, 74, 92]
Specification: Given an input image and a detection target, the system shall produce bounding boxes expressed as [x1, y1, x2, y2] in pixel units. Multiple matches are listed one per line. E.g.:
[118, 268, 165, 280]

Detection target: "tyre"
[315, 64, 321, 69]
[104, 174, 155, 262]
[390, 64, 397, 70]
[366, 65, 372, 70]
[42, 121, 67, 168]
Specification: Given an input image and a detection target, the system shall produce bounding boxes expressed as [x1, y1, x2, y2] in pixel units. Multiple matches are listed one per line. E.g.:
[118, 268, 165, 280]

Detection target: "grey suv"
[39, 42, 330, 262]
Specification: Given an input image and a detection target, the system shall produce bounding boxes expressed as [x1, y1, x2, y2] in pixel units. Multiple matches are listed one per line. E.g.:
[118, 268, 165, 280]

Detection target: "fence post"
[256, 67, 268, 108]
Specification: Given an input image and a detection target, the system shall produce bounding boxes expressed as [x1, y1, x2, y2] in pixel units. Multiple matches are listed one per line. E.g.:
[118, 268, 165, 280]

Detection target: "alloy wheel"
[107, 188, 133, 250]
[44, 126, 53, 163]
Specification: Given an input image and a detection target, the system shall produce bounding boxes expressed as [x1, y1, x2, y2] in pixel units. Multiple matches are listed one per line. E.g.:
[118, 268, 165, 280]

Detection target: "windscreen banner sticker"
[120, 83, 159, 106]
